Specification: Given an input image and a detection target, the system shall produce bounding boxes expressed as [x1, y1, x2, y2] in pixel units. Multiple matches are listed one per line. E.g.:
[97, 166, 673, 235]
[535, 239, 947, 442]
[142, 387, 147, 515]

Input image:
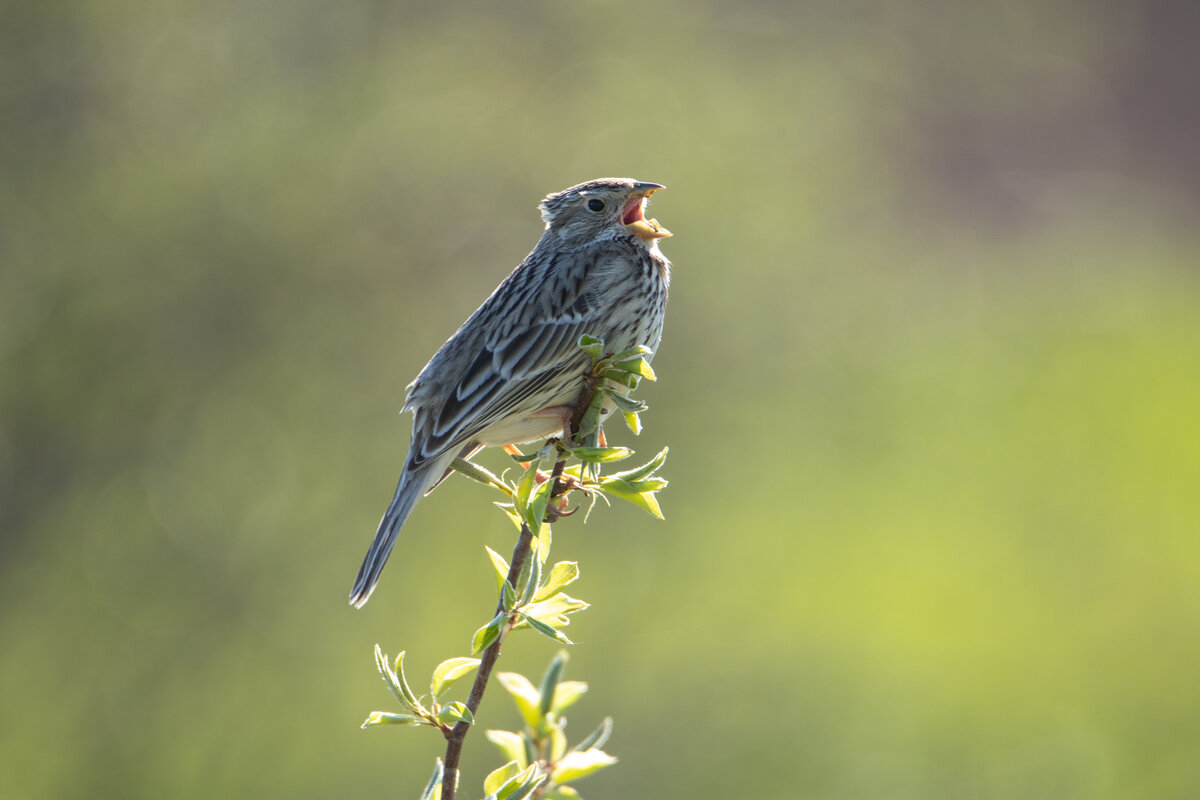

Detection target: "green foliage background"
[3, 2, 1199, 798]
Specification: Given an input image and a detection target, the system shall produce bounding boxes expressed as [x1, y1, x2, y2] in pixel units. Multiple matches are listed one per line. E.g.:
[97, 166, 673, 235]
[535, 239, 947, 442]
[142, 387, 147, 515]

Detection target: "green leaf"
[430, 657, 481, 700]
[572, 716, 613, 752]
[519, 549, 542, 607]
[361, 711, 421, 728]
[522, 593, 589, 624]
[520, 612, 573, 645]
[514, 459, 538, 519]
[418, 759, 444, 800]
[545, 787, 581, 800]
[502, 577, 517, 611]
[547, 721, 568, 762]
[604, 391, 647, 413]
[577, 334, 604, 360]
[472, 614, 505, 655]
[486, 729, 529, 768]
[487, 546, 511, 594]
[523, 730, 539, 768]
[483, 761, 522, 797]
[496, 672, 542, 728]
[550, 749, 618, 784]
[601, 369, 639, 389]
[577, 391, 606, 440]
[525, 476, 554, 531]
[538, 651, 568, 716]
[622, 410, 642, 435]
[627, 477, 669, 493]
[495, 764, 545, 800]
[610, 343, 652, 361]
[533, 561, 579, 602]
[494, 502, 525, 531]
[604, 446, 668, 482]
[570, 446, 633, 463]
[375, 646, 422, 711]
[615, 356, 656, 381]
[599, 477, 666, 519]
[533, 521, 553, 566]
[550, 680, 588, 714]
[451, 458, 513, 497]
[435, 701, 474, 726]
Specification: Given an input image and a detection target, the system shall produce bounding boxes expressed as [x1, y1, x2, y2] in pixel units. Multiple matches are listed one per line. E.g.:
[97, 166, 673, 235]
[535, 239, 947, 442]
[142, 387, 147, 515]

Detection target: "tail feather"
[349, 465, 431, 608]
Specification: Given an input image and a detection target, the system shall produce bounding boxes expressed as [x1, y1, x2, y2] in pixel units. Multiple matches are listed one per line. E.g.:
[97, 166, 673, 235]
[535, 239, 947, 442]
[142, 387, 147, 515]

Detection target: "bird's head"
[539, 178, 672, 247]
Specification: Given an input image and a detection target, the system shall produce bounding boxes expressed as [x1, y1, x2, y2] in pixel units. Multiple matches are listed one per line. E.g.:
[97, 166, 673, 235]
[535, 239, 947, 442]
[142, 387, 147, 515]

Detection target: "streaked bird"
[350, 178, 672, 607]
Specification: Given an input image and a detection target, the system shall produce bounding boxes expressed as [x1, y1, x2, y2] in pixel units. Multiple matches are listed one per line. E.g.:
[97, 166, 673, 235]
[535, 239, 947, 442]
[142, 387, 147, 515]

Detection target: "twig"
[440, 377, 598, 800]
[440, 521, 535, 800]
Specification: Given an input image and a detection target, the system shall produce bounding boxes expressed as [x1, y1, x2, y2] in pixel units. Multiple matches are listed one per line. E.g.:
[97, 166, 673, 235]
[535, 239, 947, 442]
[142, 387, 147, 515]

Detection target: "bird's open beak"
[622, 183, 672, 240]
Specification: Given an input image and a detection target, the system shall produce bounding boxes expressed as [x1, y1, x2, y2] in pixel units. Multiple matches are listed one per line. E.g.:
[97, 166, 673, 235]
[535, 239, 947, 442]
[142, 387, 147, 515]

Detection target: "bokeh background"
[3, 1, 1200, 798]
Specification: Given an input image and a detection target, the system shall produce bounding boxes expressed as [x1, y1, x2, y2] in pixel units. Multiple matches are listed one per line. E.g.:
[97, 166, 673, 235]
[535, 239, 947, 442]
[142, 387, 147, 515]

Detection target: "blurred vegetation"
[3, 1, 1199, 798]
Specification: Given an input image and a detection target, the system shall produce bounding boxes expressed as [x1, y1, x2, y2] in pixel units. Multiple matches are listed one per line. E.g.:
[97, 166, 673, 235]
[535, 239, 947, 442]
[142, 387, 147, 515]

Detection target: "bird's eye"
[586, 198, 605, 212]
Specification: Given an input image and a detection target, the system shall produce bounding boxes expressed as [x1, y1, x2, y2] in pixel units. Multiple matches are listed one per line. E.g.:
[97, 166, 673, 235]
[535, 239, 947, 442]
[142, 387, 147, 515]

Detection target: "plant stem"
[440, 520, 535, 800]
[439, 378, 597, 800]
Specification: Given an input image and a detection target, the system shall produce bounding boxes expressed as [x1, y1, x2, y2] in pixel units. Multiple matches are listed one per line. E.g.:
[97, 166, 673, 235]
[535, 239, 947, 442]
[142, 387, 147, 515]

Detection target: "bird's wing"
[408, 251, 617, 468]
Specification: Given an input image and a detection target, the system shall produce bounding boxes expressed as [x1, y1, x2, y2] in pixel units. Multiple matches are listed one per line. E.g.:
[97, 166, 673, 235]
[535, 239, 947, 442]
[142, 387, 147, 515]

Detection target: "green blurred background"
[3, 1, 1200, 798]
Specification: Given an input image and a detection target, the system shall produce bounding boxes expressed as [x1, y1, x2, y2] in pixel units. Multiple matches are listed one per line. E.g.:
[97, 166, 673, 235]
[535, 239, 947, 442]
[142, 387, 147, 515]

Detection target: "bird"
[350, 178, 673, 608]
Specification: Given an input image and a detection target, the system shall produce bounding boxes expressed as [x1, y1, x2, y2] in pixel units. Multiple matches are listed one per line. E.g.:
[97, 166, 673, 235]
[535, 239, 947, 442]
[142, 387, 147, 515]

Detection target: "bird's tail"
[349, 464, 431, 608]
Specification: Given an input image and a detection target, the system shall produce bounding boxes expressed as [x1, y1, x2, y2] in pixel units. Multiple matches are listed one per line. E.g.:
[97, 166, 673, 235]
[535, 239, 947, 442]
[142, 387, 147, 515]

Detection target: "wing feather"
[408, 249, 622, 466]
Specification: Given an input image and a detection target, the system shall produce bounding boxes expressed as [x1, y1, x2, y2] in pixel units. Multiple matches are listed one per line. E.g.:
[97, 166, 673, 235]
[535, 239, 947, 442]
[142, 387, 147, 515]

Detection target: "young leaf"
[374, 645, 408, 708]
[361, 711, 421, 728]
[544, 787, 581, 800]
[496, 672, 542, 729]
[518, 550, 542, 609]
[609, 343, 652, 361]
[602, 369, 640, 389]
[375, 646, 421, 711]
[520, 612, 573, 645]
[577, 391, 606, 440]
[514, 459, 538, 517]
[486, 729, 529, 768]
[525, 477, 554, 532]
[486, 546, 511, 594]
[572, 716, 613, 753]
[577, 334, 604, 361]
[628, 477, 668, 493]
[451, 458, 513, 497]
[533, 522, 553, 566]
[598, 477, 665, 519]
[418, 759, 444, 800]
[550, 680, 589, 714]
[533, 561, 579, 602]
[496, 764, 545, 800]
[603, 446, 668, 483]
[472, 614, 506, 655]
[431, 657, 481, 700]
[570, 446, 633, 463]
[502, 577, 517, 611]
[435, 701, 475, 726]
[483, 761, 522, 798]
[494, 501, 525, 531]
[548, 722, 568, 763]
[538, 651, 568, 716]
[615, 356, 656, 381]
[604, 391, 647, 413]
[522, 593, 590, 625]
[622, 410, 642, 435]
[550, 749, 619, 784]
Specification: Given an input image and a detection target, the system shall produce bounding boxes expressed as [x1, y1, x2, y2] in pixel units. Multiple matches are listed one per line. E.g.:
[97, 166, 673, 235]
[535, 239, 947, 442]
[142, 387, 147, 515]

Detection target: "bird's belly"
[474, 411, 567, 448]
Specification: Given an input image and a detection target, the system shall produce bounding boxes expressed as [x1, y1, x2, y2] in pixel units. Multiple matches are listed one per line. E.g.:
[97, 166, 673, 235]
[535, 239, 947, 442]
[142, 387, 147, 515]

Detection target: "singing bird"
[350, 178, 672, 607]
